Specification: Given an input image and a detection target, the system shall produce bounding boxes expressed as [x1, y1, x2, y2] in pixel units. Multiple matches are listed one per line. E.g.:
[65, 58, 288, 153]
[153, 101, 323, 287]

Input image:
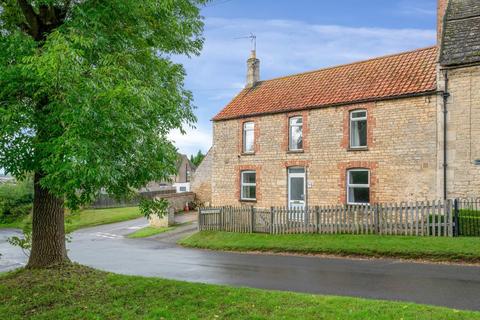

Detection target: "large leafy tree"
[0, 0, 206, 268]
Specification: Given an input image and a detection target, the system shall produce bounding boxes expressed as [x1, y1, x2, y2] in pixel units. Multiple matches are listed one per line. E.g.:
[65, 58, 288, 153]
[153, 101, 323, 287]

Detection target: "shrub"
[0, 177, 34, 223]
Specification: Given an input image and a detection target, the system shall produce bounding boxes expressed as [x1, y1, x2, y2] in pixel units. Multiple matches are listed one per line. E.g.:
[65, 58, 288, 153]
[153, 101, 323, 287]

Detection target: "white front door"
[288, 167, 306, 209]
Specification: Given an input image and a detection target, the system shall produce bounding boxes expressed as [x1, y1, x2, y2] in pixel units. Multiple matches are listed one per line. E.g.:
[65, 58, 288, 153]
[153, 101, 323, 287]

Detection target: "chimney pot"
[246, 50, 260, 88]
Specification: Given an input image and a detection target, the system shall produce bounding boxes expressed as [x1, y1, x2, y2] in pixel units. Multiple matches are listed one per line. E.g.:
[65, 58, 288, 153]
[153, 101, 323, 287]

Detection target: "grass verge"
[0, 264, 478, 319]
[65, 207, 142, 233]
[0, 206, 143, 232]
[126, 226, 174, 239]
[180, 231, 480, 263]
[127, 221, 193, 239]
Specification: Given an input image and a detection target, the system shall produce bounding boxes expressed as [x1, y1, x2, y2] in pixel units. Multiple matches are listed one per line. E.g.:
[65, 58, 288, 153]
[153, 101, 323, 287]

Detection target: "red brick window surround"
[282, 111, 309, 153]
[238, 119, 259, 155]
[341, 103, 375, 150]
[235, 165, 262, 202]
[338, 161, 378, 204]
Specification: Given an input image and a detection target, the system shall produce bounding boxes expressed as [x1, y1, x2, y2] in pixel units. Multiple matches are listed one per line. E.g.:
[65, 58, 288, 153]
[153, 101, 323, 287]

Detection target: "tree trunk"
[27, 172, 69, 268]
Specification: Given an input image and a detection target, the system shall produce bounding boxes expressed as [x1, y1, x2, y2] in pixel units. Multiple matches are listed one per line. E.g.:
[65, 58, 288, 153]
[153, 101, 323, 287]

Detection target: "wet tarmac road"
[1, 218, 480, 311]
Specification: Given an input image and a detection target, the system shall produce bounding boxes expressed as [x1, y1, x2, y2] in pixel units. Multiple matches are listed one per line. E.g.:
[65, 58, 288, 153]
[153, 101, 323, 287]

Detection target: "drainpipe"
[442, 69, 449, 200]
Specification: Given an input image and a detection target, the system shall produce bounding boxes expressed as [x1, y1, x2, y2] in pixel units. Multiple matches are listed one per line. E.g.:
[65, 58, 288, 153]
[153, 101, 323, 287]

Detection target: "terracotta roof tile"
[213, 46, 438, 121]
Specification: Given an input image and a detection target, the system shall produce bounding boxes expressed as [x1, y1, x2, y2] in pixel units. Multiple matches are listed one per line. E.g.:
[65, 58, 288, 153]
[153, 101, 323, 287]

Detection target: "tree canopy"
[0, 0, 206, 208]
[190, 150, 205, 167]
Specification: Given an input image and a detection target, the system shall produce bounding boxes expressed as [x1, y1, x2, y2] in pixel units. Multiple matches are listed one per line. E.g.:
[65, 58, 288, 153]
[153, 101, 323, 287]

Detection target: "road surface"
[1, 216, 479, 311]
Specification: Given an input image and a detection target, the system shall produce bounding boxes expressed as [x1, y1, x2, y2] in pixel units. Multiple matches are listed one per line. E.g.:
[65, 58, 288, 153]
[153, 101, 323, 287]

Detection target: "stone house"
[191, 148, 213, 205]
[210, 0, 480, 208]
[144, 153, 196, 193]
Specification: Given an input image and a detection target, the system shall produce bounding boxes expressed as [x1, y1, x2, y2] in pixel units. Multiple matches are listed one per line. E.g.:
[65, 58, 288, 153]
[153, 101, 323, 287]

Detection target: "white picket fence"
[199, 200, 455, 237]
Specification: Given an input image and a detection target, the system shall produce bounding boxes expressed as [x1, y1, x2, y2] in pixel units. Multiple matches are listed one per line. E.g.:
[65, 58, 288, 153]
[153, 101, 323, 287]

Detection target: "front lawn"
[0, 264, 478, 319]
[65, 207, 142, 233]
[180, 231, 480, 263]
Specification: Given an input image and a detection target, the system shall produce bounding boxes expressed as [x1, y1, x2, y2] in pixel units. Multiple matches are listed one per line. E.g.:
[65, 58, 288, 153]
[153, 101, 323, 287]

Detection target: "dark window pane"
[349, 170, 369, 184]
[351, 111, 367, 118]
[348, 187, 370, 203]
[242, 186, 256, 199]
[242, 172, 256, 184]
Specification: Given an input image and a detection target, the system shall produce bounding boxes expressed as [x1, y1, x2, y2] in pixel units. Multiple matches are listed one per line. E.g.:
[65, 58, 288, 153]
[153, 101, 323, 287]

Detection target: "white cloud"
[168, 127, 212, 157]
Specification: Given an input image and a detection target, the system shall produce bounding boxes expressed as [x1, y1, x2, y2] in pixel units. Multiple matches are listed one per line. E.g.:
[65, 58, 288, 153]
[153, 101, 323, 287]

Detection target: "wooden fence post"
[198, 208, 201, 231]
[250, 206, 255, 233]
[315, 206, 320, 233]
[219, 207, 224, 231]
[270, 207, 275, 234]
[374, 203, 379, 235]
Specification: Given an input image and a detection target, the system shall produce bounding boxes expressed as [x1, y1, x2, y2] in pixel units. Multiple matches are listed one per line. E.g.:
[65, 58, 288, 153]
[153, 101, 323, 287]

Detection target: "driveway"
[1, 217, 480, 311]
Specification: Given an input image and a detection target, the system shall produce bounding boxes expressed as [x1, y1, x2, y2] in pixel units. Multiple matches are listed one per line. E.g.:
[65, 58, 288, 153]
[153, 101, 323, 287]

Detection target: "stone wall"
[212, 95, 439, 207]
[154, 192, 195, 212]
[442, 65, 480, 198]
[191, 148, 213, 205]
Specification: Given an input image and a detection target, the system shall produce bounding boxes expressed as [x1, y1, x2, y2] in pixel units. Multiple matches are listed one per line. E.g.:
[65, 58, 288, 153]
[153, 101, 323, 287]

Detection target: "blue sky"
[170, 0, 438, 157]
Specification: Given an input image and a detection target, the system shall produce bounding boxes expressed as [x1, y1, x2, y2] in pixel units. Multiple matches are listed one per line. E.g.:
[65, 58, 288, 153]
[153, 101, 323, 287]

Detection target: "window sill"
[347, 147, 369, 152]
[240, 199, 257, 203]
[241, 152, 256, 156]
[287, 150, 304, 154]
[346, 203, 371, 206]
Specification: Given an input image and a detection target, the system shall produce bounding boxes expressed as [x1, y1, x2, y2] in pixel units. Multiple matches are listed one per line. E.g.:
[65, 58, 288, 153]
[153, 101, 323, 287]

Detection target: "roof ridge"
[259, 46, 437, 83]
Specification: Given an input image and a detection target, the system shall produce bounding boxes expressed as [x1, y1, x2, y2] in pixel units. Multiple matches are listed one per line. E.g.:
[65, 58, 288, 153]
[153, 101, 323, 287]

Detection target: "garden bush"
[0, 178, 33, 223]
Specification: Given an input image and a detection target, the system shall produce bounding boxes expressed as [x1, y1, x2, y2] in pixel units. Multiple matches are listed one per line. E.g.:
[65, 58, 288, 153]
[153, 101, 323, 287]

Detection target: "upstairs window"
[243, 122, 255, 153]
[347, 169, 370, 204]
[241, 171, 256, 201]
[350, 110, 367, 148]
[289, 116, 303, 151]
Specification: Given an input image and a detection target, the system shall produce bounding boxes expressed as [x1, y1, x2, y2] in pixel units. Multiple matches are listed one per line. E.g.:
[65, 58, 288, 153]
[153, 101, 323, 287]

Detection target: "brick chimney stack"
[246, 50, 260, 88]
[437, 0, 448, 45]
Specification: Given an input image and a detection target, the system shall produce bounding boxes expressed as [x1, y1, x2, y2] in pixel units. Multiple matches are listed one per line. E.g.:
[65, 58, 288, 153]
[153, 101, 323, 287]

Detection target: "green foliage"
[139, 198, 168, 219]
[7, 223, 32, 257]
[190, 150, 205, 167]
[0, 0, 207, 209]
[0, 178, 33, 223]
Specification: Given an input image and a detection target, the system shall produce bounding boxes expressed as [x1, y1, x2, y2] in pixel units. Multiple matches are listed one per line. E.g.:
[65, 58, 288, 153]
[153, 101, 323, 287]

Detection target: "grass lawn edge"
[179, 231, 480, 264]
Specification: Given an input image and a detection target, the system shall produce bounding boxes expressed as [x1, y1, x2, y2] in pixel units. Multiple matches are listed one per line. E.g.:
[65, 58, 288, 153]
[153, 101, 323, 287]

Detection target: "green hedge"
[0, 178, 33, 224]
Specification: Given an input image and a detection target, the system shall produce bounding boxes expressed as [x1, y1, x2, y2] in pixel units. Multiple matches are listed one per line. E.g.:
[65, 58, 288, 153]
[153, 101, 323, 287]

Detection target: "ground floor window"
[241, 171, 256, 200]
[347, 169, 370, 204]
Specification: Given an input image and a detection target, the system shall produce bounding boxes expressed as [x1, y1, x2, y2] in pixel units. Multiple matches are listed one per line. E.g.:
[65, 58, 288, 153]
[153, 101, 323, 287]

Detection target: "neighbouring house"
[143, 153, 196, 193]
[210, 0, 480, 208]
[172, 153, 196, 193]
[191, 148, 213, 205]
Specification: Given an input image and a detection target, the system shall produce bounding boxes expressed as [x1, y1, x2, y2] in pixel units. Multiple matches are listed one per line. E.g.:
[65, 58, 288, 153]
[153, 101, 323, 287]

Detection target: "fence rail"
[197, 199, 469, 237]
